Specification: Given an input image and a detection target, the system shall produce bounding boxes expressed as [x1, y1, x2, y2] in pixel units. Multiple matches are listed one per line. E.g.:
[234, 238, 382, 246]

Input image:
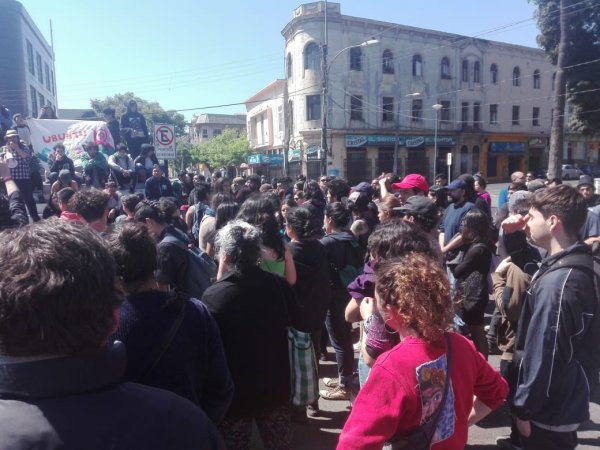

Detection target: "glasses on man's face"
[320, 179, 326, 183]
[294, 196, 299, 201]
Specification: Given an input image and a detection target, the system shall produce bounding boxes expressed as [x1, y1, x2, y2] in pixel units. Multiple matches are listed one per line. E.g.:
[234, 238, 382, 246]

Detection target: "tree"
[90, 92, 188, 137]
[190, 128, 253, 171]
[531, 0, 600, 135]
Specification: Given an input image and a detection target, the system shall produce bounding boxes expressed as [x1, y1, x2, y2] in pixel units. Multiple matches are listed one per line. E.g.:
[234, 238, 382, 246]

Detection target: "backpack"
[160, 235, 217, 300]
[547, 242, 600, 403]
[191, 202, 209, 240]
[333, 239, 365, 289]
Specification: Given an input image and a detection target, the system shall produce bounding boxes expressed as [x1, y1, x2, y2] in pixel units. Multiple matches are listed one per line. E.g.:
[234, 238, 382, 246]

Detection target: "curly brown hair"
[375, 253, 453, 345]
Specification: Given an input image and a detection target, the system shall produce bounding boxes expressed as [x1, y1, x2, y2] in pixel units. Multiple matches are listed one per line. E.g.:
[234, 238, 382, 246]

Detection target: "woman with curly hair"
[338, 254, 508, 450]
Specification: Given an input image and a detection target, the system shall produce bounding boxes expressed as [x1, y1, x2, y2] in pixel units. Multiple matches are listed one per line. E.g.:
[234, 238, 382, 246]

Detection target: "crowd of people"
[0, 114, 599, 450]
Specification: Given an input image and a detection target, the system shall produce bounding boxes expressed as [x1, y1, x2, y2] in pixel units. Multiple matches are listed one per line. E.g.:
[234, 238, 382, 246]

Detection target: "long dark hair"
[460, 208, 491, 245]
[236, 194, 285, 259]
[215, 202, 239, 231]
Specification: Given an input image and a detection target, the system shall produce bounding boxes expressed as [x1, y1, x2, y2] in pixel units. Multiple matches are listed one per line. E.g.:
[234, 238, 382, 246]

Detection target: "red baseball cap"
[391, 174, 429, 193]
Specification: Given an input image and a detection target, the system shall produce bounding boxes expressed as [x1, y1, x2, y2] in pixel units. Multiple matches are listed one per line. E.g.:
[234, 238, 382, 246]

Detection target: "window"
[441, 57, 451, 79]
[411, 99, 423, 122]
[278, 105, 284, 132]
[382, 97, 394, 122]
[513, 66, 520, 86]
[201, 128, 208, 138]
[39, 93, 45, 110]
[212, 129, 222, 137]
[461, 102, 469, 125]
[306, 94, 321, 121]
[460, 146, 469, 174]
[533, 70, 541, 89]
[382, 50, 394, 74]
[304, 42, 319, 71]
[462, 60, 469, 82]
[44, 63, 51, 91]
[473, 102, 481, 129]
[26, 40, 34, 75]
[512, 105, 520, 125]
[412, 54, 422, 77]
[350, 47, 362, 71]
[30, 85, 38, 116]
[286, 53, 293, 79]
[490, 64, 498, 84]
[490, 104, 498, 124]
[36, 53, 43, 83]
[350, 95, 363, 121]
[552, 72, 556, 91]
[533, 107, 540, 126]
[472, 146, 480, 173]
[440, 101, 451, 122]
[473, 61, 480, 83]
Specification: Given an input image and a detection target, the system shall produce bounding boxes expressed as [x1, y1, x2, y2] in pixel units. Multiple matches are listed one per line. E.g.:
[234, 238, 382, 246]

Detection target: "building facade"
[0, 0, 57, 119]
[280, 1, 558, 183]
[245, 79, 288, 179]
[190, 113, 246, 145]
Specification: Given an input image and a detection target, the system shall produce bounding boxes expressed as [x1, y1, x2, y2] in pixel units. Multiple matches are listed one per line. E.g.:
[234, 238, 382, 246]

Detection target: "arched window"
[286, 53, 293, 79]
[462, 60, 469, 82]
[473, 61, 480, 83]
[460, 145, 469, 174]
[490, 64, 498, 84]
[552, 72, 556, 91]
[412, 54, 422, 77]
[304, 42, 319, 71]
[533, 69, 541, 89]
[472, 146, 480, 173]
[382, 49, 394, 74]
[441, 57, 451, 79]
[513, 66, 520, 86]
[350, 47, 362, 71]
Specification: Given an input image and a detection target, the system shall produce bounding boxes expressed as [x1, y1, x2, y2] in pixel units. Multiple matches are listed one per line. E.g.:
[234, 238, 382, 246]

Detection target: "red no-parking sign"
[154, 124, 176, 160]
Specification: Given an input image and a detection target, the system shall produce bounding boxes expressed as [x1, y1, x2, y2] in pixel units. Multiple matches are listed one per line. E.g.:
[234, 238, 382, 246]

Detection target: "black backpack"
[546, 243, 600, 403]
[160, 235, 217, 300]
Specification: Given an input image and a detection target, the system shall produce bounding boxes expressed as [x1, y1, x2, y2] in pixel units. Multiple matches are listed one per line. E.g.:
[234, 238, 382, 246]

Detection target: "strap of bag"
[137, 297, 186, 383]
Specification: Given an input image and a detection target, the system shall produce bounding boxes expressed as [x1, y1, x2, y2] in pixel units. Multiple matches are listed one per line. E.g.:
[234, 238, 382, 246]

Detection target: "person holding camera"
[2, 129, 39, 222]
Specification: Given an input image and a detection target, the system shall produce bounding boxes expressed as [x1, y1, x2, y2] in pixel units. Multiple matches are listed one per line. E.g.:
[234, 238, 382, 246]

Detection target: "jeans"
[358, 353, 370, 388]
[324, 295, 354, 387]
[14, 178, 40, 221]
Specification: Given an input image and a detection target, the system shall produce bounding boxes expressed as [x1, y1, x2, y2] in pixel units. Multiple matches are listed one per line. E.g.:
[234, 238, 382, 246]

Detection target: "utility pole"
[320, 0, 328, 177]
[283, 81, 290, 177]
[548, 0, 570, 179]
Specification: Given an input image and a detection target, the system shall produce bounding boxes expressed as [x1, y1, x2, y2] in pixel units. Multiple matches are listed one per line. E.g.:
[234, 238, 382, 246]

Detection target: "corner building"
[280, 2, 555, 183]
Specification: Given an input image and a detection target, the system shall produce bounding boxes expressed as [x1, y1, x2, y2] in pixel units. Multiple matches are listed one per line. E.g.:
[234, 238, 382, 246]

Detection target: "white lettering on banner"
[154, 124, 176, 160]
[406, 136, 425, 147]
[27, 118, 115, 169]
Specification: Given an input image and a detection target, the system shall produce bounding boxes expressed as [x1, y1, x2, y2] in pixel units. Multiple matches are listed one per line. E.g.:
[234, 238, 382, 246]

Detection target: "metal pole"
[320, 0, 329, 177]
[432, 103, 443, 182]
[393, 106, 399, 175]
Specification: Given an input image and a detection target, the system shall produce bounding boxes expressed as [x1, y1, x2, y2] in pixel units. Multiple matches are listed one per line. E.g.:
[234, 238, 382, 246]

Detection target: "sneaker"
[306, 402, 320, 417]
[495, 437, 522, 450]
[320, 385, 350, 401]
[353, 342, 360, 351]
[322, 377, 339, 388]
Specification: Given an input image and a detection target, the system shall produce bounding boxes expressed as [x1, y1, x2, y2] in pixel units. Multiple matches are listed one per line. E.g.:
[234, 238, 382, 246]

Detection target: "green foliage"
[90, 92, 187, 137]
[531, 0, 600, 134]
[190, 128, 253, 170]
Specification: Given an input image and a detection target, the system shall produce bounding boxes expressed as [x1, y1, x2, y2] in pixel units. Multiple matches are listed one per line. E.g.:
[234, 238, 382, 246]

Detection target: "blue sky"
[22, 0, 541, 120]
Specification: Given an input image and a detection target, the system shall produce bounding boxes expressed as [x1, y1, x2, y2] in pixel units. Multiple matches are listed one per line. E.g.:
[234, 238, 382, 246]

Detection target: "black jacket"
[289, 239, 332, 332]
[514, 243, 595, 426]
[0, 342, 223, 449]
[201, 268, 298, 418]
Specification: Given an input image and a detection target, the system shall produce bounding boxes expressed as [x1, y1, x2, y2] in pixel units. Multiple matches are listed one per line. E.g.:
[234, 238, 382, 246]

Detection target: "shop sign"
[306, 144, 326, 161]
[288, 148, 301, 162]
[528, 137, 547, 148]
[263, 154, 284, 166]
[346, 134, 455, 148]
[489, 142, 526, 154]
[247, 154, 263, 165]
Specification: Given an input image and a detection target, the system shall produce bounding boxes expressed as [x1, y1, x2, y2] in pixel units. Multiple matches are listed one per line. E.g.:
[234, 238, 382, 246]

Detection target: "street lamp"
[432, 103, 443, 181]
[393, 92, 421, 175]
[321, 38, 380, 176]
